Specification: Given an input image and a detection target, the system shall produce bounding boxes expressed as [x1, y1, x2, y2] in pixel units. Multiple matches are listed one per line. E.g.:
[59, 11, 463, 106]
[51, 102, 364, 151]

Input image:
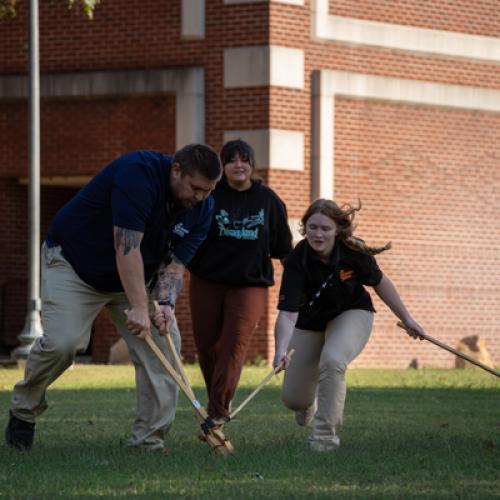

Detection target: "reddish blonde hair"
[300, 199, 391, 255]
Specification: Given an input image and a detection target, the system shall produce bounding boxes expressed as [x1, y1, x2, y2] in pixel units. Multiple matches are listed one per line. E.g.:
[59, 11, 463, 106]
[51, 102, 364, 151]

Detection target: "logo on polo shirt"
[173, 222, 190, 238]
[339, 269, 354, 281]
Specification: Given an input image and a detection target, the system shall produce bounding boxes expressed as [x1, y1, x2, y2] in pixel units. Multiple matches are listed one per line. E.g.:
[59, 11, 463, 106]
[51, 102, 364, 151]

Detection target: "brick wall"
[1, 0, 499, 368]
[329, 0, 500, 37]
[0, 181, 75, 352]
[266, 0, 500, 367]
[0, 93, 176, 361]
[334, 98, 500, 367]
[0, 96, 176, 178]
[0, 179, 28, 353]
[0, 0, 272, 364]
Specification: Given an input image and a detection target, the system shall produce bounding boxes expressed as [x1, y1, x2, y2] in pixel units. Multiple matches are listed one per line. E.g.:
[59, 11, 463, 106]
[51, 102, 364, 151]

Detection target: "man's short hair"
[173, 144, 222, 180]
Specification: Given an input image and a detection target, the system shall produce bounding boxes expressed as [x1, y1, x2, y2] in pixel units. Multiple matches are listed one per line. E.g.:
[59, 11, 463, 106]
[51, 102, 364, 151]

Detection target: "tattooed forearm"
[114, 227, 143, 256]
[154, 261, 184, 305]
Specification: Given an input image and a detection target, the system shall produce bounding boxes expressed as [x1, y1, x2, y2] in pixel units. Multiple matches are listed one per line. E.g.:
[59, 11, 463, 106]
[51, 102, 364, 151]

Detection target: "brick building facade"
[0, 0, 499, 368]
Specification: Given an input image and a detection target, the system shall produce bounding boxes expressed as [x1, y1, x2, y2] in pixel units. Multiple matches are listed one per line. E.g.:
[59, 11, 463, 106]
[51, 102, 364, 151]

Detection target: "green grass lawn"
[0, 365, 499, 499]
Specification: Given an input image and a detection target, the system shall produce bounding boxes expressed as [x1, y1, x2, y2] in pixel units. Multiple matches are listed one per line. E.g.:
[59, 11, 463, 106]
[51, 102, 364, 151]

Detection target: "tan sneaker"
[295, 400, 317, 427]
[307, 436, 340, 452]
[127, 435, 166, 452]
[129, 441, 166, 452]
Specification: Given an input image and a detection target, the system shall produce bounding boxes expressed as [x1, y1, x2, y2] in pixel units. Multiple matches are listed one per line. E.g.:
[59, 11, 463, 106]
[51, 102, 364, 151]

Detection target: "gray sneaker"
[295, 400, 317, 427]
[307, 436, 340, 452]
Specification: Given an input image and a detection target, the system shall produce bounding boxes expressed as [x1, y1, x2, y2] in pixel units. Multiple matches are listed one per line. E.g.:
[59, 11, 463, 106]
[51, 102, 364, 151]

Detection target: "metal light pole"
[13, 0, 43, 359]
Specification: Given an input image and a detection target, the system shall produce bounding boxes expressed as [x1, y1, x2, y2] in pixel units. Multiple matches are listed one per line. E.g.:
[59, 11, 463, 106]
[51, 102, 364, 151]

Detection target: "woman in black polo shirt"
[273, 199, 426, 452]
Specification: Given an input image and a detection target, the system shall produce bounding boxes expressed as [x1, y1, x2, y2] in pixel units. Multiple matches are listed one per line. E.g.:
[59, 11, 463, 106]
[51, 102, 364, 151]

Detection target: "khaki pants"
[282, 309, 373, 444]
[10, 244, 180, 450]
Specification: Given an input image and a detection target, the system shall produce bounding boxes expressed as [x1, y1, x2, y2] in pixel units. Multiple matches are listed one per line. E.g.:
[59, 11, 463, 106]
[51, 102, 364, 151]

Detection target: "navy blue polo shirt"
[46, 151, 214, 292]
[278, 239, 383, 331]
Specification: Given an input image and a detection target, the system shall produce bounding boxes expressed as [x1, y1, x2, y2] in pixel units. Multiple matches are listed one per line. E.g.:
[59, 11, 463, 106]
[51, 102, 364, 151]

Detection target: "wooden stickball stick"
[144, 334, 232, 454]
[124, 307, 233, 454]
[152, 301, 196, 399]
[229, 349, 295, 420]
[397, 322, 499, 378]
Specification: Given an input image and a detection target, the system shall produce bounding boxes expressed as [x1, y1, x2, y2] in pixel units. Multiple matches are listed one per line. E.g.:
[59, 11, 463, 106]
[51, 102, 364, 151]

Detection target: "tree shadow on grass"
[0, 385, 498, 498]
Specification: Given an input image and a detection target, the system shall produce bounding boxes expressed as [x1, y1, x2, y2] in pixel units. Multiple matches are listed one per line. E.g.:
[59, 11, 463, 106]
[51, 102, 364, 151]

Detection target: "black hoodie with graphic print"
[188, 177, 293, 286]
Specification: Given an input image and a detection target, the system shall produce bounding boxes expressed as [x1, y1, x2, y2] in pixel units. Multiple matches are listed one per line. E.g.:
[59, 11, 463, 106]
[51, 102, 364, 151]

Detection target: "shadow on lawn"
[0, 384, 498, 428]
[0, 385, 498, 498]
[0, 384, 497, 448]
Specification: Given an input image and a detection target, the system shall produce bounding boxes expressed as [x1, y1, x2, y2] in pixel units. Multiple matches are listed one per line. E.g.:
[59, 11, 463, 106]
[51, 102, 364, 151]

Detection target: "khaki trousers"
[282, 309, 373, 444]
[10, 244, 180, 450]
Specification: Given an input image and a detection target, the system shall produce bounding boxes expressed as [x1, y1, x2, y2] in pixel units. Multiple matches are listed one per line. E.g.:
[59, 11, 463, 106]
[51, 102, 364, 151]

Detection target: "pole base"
[12, 310, 43, 360]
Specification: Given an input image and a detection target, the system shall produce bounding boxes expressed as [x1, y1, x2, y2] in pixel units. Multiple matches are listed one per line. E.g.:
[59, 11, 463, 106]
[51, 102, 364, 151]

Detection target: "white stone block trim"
[182, 0, 205, 39]
[312, 0, 500, 63]
[287, 217, 303, 244]
[0, 68, 205, 149]
[224, 129, 304, 171]
[312, 70, 500, 200]
[224, 46, 304, 89]
[224, 0, 304, 5]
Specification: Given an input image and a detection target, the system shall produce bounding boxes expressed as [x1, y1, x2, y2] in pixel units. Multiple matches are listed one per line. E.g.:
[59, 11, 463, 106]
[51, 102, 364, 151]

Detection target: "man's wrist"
[131, 302, 149, 313]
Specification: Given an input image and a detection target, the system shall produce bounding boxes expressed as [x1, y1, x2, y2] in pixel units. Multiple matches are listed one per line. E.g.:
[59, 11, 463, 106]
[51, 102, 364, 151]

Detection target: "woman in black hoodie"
[188, 139, 293, 421]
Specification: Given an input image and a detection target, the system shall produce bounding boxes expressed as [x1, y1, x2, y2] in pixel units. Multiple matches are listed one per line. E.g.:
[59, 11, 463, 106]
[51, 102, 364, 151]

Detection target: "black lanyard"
[308, 270, 337, 307]
[305, 242, 341, 308]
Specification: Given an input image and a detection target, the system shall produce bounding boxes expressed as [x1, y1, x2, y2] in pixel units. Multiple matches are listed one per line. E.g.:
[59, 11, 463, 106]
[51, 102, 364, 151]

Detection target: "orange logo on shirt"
[339, 269, 354, 281]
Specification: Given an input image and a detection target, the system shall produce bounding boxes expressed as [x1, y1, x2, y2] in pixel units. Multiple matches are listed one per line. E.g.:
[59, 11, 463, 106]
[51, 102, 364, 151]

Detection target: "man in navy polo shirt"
[6, 144, 222, 452]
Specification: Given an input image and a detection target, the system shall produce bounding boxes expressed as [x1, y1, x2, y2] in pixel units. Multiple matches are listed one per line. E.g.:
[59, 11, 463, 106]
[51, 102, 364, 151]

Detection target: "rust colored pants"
[189, 274, 267, 419]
